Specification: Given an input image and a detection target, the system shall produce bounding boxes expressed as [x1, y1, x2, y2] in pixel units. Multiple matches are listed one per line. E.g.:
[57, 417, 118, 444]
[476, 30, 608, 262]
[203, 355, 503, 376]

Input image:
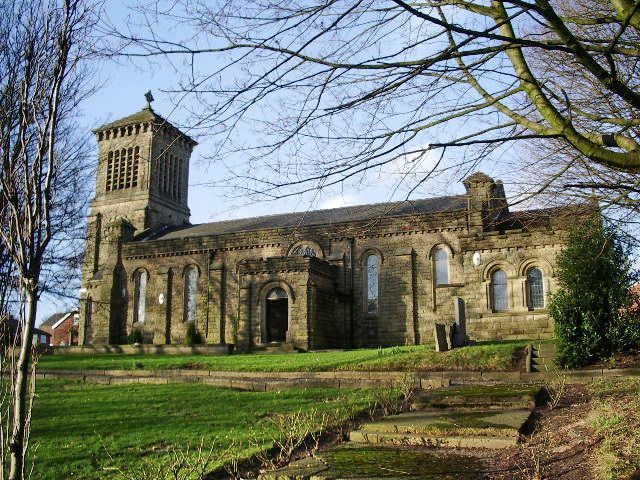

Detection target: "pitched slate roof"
[3, 317, 51, 337]
[93, 107, 197, 145]
[492, 203, 597, 231]
[93, 107, 162, 132]
[150, 195, 469, 241]
[40, 312, 67, 328]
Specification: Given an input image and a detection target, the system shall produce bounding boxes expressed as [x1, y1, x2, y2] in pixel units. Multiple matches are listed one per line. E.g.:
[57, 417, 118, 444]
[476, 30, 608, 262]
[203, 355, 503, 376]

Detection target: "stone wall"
[81, 206, 570, 348]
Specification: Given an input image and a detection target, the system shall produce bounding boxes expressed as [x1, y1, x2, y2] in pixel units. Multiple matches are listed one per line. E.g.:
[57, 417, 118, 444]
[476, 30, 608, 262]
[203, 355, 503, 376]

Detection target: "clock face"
[472, 252, 482, 266]
[158, 293, 165, 305]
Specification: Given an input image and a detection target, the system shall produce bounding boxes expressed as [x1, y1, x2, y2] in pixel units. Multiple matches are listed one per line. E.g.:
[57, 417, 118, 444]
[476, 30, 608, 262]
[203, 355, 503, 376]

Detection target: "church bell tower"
[89, 92, 197, 235]
[79, 93, 197, 344]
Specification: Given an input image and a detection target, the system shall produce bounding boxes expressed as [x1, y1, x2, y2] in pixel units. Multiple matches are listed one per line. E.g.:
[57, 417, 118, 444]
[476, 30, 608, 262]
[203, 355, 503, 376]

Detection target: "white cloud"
[319, 194, 360, 210]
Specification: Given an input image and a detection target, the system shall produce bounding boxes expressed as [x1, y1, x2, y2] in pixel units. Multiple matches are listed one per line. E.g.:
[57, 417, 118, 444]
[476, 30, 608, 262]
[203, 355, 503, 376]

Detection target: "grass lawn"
[587, 378, 640, 480]
[37, 341, 530, 372]
[31, 380, 378, 479]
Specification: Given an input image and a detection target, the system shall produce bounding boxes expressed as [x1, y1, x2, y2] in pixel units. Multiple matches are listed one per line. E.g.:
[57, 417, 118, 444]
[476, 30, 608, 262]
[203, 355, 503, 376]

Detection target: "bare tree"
[0, 0, 96, 477]
[110, 0, 639, 205]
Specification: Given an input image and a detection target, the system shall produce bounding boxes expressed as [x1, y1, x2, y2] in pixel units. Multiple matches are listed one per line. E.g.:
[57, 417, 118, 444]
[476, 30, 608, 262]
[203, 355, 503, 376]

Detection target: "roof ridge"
[148, 194, 469, 241]
[186, 194, 467, 229]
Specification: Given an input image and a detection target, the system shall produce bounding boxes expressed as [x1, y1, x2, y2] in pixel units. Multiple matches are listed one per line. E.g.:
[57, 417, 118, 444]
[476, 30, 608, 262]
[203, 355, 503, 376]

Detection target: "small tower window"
[183, 265, 198, 323]
[133, 270, 148, 323]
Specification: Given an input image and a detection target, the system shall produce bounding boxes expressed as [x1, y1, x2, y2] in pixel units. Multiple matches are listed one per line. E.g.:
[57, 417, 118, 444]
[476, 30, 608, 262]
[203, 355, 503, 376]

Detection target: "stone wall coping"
[52, 345, 231, 356]
[34, 367, 640, 389]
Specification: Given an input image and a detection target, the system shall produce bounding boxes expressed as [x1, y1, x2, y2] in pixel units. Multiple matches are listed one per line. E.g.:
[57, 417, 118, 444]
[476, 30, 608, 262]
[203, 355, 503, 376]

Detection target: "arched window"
[267, 287, 288, 300]
[133, 270, 148, 323]
[434, 248, 449, 286]
[291, 244, 317, 257]
[491, 269, 509, 312]
[84, 297, 93, 345]
[365, 254, 379, 314]
[183, 266, 198, 323]
[527, 267, 544, 309]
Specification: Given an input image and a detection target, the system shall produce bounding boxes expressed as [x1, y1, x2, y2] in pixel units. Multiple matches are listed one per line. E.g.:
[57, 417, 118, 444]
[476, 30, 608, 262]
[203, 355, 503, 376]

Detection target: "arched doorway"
[265, 287, 288, 342]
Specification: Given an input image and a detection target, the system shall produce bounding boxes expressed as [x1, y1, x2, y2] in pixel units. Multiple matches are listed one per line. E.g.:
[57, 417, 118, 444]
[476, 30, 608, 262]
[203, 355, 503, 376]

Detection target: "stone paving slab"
[357, 409, 530, 436]
[347, 407, 531, 452]
[412, 385, 538, 411]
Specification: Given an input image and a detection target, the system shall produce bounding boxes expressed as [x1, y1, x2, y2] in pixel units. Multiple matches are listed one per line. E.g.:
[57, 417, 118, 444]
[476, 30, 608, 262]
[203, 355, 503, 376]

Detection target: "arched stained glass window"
[183, 266, 198, 323]
[434, 248, 449, 286]
[134, 270, 148, 323]
[365, 254, 379, 314]
[292, 245, 317, 257]
[527, 267, 544, 309]
[267, 287, 288, 300]
[491, 269, 509, 312]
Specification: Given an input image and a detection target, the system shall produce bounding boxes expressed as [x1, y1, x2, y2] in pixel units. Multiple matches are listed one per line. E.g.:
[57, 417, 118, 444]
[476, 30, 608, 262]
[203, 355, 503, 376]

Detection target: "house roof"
[40, 312, 67, 328]
[148, 195, 469, 241]
[2, 317, 51, 337]
[40, 311, 77, 330]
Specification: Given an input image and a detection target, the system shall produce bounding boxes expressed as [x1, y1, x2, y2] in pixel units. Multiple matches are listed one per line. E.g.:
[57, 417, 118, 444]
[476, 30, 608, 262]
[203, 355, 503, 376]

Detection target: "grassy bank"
[37, 341, 529, 372]
[31, 380, 377, 479]
[587, 378, 640, 479]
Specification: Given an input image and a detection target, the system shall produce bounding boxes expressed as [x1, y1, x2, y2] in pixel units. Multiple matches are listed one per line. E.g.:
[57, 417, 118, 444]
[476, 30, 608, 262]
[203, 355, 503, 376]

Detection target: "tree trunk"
[8, 283, 37, 480]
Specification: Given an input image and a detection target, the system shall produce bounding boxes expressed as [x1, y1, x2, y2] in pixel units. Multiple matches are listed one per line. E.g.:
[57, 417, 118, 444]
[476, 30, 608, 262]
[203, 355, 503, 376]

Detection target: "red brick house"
[0, 315, 51, 349]
[39, 311, 79, 346]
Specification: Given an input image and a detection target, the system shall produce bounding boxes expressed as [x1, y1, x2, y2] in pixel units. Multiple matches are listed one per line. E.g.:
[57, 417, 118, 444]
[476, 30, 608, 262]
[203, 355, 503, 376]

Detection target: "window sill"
[435, 283, 464, 288]
[480, 309, 548, 317]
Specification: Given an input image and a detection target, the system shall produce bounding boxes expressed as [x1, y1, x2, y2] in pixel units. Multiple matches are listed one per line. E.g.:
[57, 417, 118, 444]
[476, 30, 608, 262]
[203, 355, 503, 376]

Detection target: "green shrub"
[127, 329, 144, 344]
[549, 218, 640, 368]
[184, 323, 202, 345]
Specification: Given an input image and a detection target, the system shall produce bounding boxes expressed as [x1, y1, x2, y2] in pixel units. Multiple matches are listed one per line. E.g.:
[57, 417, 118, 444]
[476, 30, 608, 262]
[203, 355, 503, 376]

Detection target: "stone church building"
[78, 103, 594, 350]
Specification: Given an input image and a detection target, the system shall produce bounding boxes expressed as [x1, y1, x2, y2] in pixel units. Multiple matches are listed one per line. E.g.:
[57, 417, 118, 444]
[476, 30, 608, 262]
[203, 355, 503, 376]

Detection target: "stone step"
[349, 408, 531, 449]
[532, 354, 556, 362]
[412, 385, 538, 411]
[533, 345, 557, 356]
[530, 342, 558, 372]
[348, 430, 518, 449]
[412, 399, 534, 411]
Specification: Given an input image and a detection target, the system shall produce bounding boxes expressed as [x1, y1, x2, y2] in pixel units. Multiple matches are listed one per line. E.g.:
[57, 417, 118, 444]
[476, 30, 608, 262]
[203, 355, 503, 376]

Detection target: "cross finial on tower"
[144, 90, 154, 110]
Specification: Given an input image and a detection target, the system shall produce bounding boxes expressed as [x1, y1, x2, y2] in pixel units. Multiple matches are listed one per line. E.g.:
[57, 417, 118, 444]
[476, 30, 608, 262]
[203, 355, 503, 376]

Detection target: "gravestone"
[452, 297, 469, 347]
[434, 323, 449, 352]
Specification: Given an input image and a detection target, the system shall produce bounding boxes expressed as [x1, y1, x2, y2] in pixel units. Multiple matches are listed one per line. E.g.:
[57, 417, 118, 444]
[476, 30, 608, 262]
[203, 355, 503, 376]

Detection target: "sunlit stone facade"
[79, 106, 594, 350]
